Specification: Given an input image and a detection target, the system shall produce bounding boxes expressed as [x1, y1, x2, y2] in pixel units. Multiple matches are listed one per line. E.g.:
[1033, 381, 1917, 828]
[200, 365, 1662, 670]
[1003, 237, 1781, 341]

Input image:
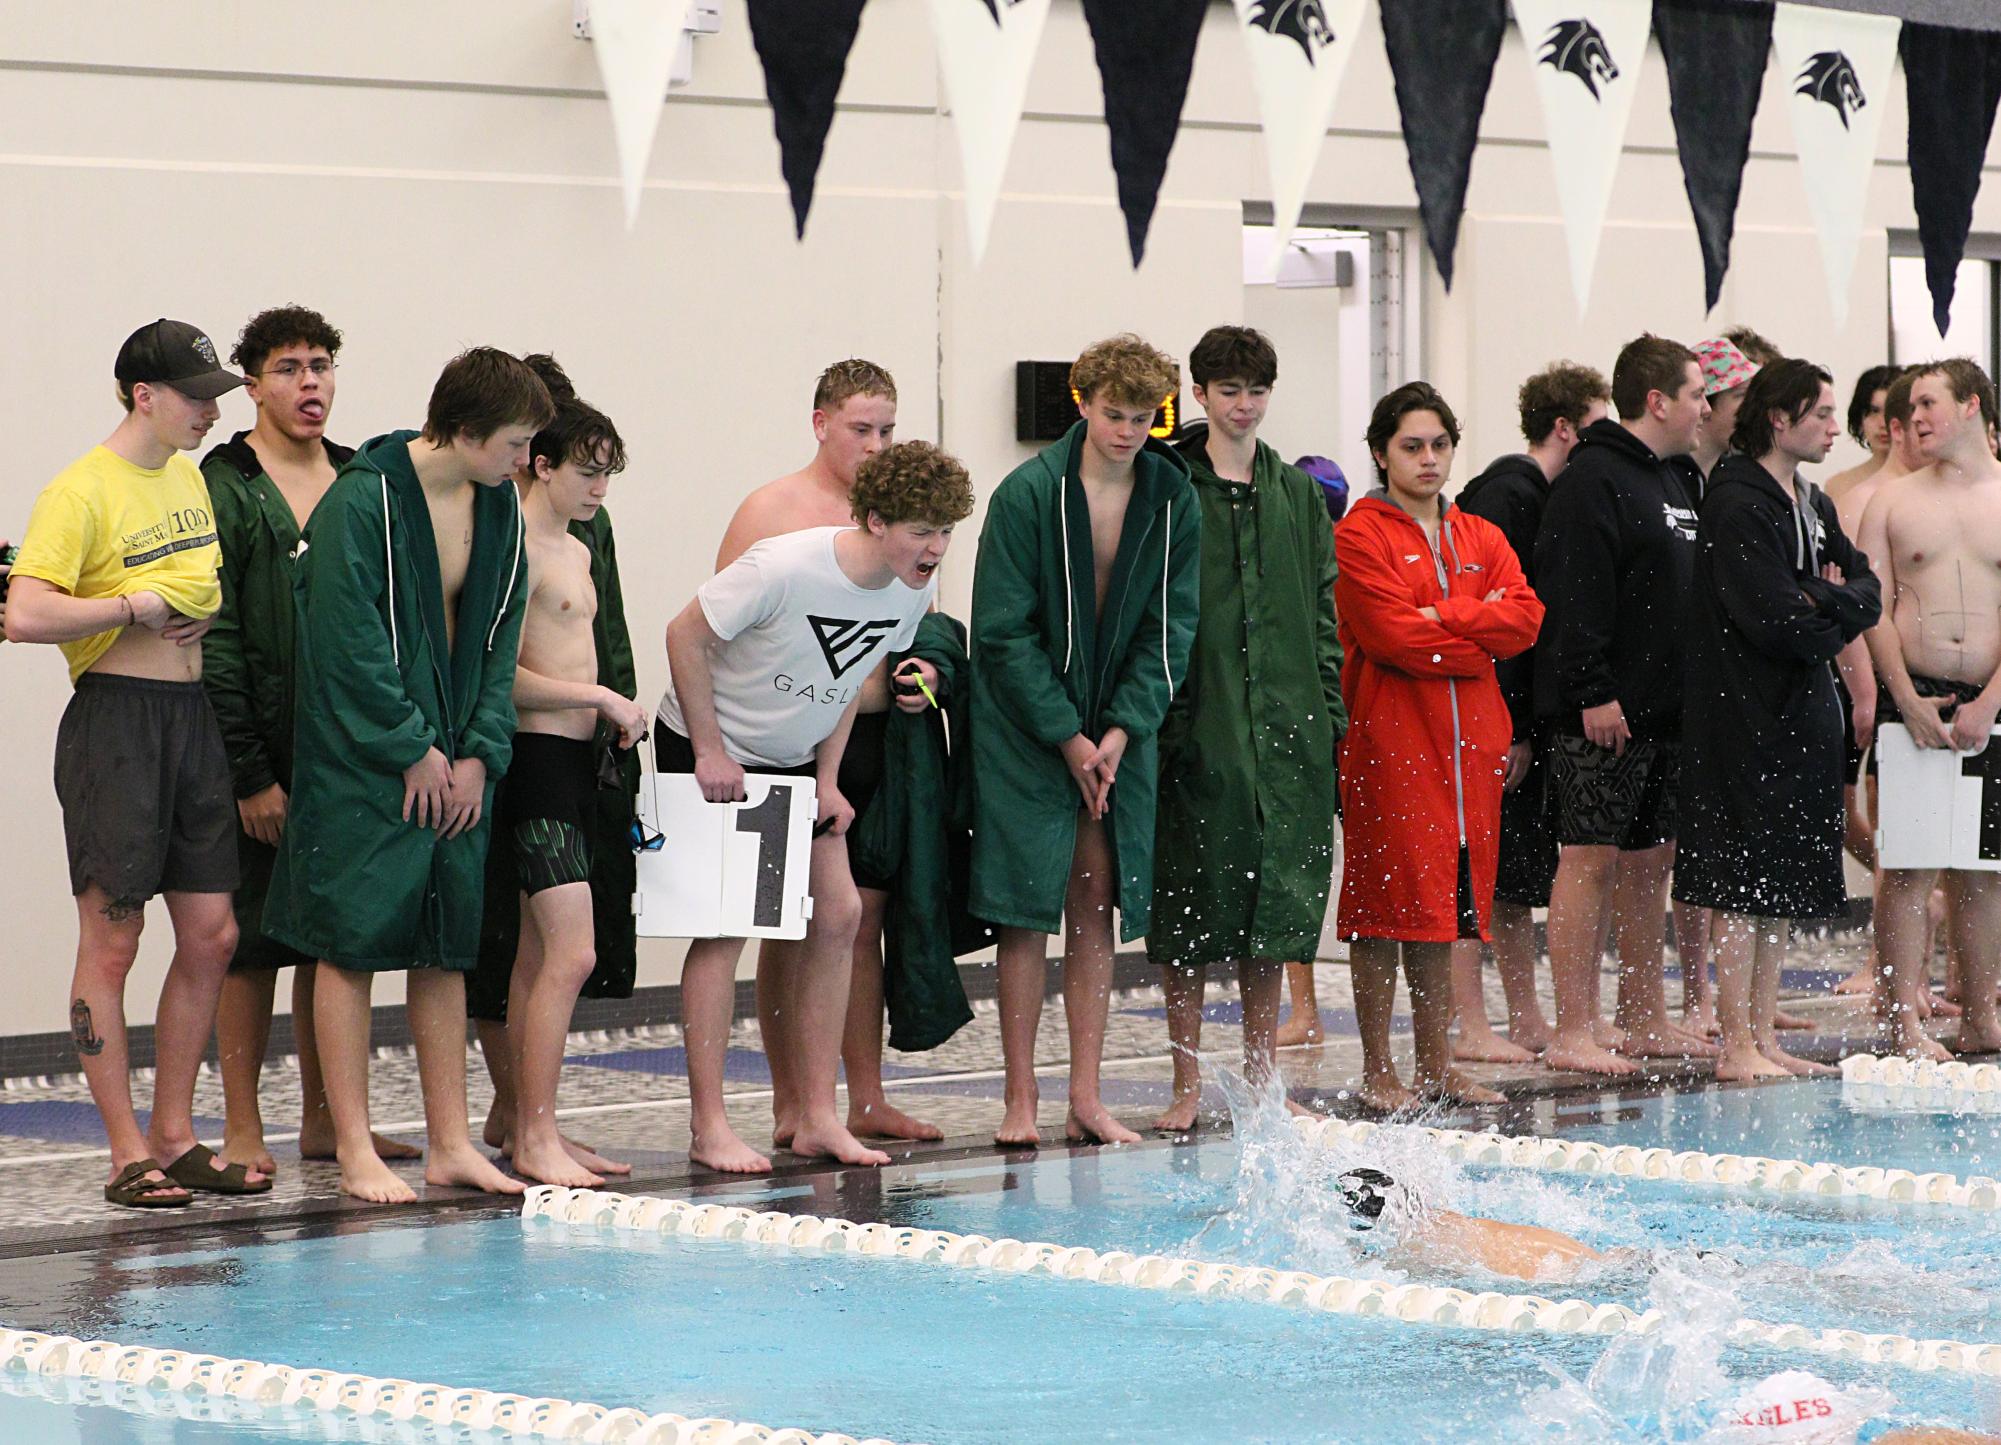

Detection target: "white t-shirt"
[658, 526, 934, 767]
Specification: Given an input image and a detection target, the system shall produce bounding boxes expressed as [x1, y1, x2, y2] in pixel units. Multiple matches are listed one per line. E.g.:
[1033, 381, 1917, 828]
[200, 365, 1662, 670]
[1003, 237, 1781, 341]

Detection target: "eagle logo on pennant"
[1249, 0, 1335, 63]
[978, 0, 1024, 22]
[1795, 50, 1866, 130]
[1539, 19, 1620, 100]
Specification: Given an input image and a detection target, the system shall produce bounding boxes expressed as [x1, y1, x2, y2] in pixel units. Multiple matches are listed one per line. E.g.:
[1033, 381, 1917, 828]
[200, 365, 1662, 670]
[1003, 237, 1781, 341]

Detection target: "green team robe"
[200, 432, 353, 970]
[472, 504, 641, 1016]
[1148, 436, 1345, 966]
[967, 422, 1201, 941]
[264, 431, 528, 972]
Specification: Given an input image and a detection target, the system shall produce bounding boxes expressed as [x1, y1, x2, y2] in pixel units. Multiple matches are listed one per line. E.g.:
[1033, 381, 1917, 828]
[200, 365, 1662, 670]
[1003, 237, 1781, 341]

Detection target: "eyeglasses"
[258, 360, 338, 380]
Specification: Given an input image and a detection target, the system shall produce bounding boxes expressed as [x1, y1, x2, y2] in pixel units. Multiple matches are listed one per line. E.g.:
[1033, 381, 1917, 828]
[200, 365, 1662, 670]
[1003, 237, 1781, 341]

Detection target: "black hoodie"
[1532, 418, 1702, 738]
[1457, 452, 1549, 742]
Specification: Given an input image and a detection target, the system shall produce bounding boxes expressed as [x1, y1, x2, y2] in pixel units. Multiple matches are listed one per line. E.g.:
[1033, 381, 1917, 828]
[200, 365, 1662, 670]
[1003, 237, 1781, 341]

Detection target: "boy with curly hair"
[970, 333, 1201, 1145]
[659, 439, 974, 1172]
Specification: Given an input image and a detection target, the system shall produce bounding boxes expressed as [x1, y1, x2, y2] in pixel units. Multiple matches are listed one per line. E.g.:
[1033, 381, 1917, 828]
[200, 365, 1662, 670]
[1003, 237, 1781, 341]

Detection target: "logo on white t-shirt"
[810, 615, 901, 678]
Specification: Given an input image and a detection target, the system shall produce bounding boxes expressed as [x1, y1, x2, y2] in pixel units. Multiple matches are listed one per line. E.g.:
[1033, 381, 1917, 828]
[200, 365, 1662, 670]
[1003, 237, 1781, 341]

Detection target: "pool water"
[6, 1213, 1993, 1445]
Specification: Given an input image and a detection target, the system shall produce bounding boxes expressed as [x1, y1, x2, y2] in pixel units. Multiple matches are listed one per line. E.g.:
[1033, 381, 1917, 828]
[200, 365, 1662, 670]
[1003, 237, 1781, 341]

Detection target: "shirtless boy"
[970, 333, 1201, 1146]
[1825, 363, 1900, 502]
[499, 390, 647, 1187]
[660, 439, 972, 1172]
[266, 348, 552, 1203]
[8, 319, 270, 1207]
[715, 360, 947, 1145]
[1858, 359, 2001, 1058]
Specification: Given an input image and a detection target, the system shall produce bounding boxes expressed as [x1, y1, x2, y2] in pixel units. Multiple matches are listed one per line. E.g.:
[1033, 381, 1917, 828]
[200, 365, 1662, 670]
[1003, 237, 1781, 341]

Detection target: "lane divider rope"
[520, 1187, 2001, 1379]
[1841, 1053, 2001, 1097]
[0, 1324, 902, 1444]
[1292, 1115, 2001, 1212]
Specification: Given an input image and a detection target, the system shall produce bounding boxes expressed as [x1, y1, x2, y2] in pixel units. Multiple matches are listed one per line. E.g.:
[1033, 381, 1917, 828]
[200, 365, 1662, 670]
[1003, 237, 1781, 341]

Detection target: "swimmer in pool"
[1336, 1167, 1607, 1283]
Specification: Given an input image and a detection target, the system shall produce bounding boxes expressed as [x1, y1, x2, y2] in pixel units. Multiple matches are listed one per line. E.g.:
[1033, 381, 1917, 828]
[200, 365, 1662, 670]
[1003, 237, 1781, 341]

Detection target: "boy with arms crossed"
[265, 348, 552, 1203]
[1150, 325, 1342, 1131]
[971, 334, 1200, 1146]
[8, 320, 268, 1206]
[201, 306, 415, 1177]
[660, 440, 973, 1172]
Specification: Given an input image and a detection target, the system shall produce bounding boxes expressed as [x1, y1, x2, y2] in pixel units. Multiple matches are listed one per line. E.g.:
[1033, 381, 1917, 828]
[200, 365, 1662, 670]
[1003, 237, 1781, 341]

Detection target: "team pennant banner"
[1080, 0, 1208, 266]
[928, 0, 1052, 265]
[1512, 0, 1653, 312]
[747, 0, 869, 239]
[1231, 0, 1366, 272]
[1381, 0, 1506, 291]
[1771, 4, 1899, 328]
[1900, 23, 2001, 335]
[590, 0, 699, 226]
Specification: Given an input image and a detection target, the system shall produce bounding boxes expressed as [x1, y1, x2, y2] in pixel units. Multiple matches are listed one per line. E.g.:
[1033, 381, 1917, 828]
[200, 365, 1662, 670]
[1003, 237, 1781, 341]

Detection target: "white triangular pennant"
[591, 0, 699, 228]
[1512, 0, 1653, 313]
[1772, 4, 1899, 330]
[929, 0, 1052, 264]
[1232, 0, 1366, 275]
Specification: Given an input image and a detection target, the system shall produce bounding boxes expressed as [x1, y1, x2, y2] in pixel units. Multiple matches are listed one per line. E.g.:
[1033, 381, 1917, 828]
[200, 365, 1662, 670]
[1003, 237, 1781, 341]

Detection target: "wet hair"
[849, 439, 975, 528]
[1721, 326, 1784, 368]
[1914, 357, 2000, 436]
[1845, 364, 1899, 446]
[231, 305, 343, 377]
[1518, 362, 1611, 445]
[1611, 334, 1699, 422]
[1732, 357, 1833, 459]
[1188, 325, 1279, 389]
[1883, 369, 1921, 429]
[1365, 381, 1460, 482]
[522, 353, 578, 406]
[519, 354, 626, 478]
[422, 347, 556, 446]
[813, 358, 897, 413]
[1071, 333, 1180, 410]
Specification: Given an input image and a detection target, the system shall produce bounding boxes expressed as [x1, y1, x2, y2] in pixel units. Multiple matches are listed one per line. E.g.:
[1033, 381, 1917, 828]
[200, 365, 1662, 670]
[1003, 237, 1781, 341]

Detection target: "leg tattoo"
[101, 896, 144, 923]
[70, 999, 105, 1057]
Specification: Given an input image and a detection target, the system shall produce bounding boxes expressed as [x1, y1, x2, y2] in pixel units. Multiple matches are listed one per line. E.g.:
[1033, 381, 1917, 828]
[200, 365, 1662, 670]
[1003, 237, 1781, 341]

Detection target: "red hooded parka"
[1334, 495, 1543, 943]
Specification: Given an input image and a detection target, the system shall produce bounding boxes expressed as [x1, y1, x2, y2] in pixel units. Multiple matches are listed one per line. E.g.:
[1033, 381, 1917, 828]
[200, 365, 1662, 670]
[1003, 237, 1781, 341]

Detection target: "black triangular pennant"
[1381, 0, 1506, 292]
[747, 0, 868, 239]
[1654, 0, 1772, 314]
[1080, 0, 1207, 267]
[1903, 23, 2001, 335]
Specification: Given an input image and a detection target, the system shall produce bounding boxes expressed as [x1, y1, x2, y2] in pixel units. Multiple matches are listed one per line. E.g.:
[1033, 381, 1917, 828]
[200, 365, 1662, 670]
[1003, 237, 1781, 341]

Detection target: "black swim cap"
[1335, 1168, 1398, 1229]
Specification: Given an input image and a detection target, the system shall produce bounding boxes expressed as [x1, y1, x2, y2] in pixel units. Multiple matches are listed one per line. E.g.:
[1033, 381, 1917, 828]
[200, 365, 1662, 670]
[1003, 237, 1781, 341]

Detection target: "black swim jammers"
[507, 733, 596, 895]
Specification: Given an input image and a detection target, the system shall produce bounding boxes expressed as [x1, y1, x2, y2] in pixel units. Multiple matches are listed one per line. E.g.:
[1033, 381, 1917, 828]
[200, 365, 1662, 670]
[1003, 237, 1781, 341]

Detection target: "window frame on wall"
[1887, 230, 2001, 382]
[1241, 201, 1426, 398]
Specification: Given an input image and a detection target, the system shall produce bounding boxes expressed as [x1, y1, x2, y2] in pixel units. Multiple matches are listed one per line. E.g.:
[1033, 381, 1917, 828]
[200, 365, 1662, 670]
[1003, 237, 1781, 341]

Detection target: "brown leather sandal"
[104, 1158, 192, 1209]
[162, 1143, 273, 1195]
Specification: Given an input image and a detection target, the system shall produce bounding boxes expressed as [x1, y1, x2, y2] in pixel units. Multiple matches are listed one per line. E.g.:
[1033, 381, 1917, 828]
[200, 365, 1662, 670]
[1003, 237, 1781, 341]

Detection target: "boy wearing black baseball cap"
[6, 319, 266, 1208]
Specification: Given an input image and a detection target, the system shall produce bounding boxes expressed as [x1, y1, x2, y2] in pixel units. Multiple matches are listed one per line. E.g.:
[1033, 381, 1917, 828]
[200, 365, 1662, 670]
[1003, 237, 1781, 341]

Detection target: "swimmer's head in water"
[1334, 1168, 1408, 1232]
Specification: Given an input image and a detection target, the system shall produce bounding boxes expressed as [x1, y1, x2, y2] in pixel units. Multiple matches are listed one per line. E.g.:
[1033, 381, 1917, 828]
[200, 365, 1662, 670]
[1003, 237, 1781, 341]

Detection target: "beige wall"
[0, 1, 1989, 1036]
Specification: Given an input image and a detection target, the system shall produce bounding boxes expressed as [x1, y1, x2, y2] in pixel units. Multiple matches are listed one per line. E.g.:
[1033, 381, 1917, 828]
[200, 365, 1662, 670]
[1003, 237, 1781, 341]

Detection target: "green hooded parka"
[265, 431, 528, 972]
[200, 432, 354, 971]
[968, 423, 1200, 941]
[1149, 434, 1344, 966]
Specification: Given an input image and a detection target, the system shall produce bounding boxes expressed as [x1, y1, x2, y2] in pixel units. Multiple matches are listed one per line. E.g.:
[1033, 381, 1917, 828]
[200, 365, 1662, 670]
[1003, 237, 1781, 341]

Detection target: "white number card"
[1875, 722, 2001, 872]
[633, 773, 818, 939]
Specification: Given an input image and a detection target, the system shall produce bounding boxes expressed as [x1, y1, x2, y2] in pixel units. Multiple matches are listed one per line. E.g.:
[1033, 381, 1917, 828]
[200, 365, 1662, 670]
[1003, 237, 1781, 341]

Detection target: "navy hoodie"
[1457, 452, 1549, 742]
[1532, 419, 1701, 738]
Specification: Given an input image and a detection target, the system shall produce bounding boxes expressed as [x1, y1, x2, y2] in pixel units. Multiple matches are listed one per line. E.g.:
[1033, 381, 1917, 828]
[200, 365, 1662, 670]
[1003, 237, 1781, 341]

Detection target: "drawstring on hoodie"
[381, 477, 400, 668]
[487, 487, 525, 653]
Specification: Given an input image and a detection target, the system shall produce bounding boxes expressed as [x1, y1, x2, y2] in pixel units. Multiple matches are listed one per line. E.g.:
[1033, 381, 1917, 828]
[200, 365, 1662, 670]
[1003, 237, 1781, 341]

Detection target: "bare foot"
[1759, 1044, 1837, 1078]
[1067, 1103, 1143, 1145]
[1452, 1029, 1537, 1065]
[1886, 1025, 1953, 1063]
[789, 1120, 892, 1166]
[426, 1143, 525, 1196]
[511, 1139, 603, 1190]
[995, 1093, 1040, 1148]
[1772, 1009, 1817, 1031]
[1543, 1036, 1641, 1077]
[480, 1107, 510, 1152]
[1681, 1005, 1721, 1039]
[1591, 1020, 1629, 1052]
[1927, 995, 1963, 1020]
[1507, 1021, 1554, 1054]
[336, 1149, 417, 1205]
[221, 1134, 278, 1179]
[847, 1098, 945, 1142]
[301, 1123, 420, 1163]
[1152, 1093, 1202, 1134]
[771, 1113, 798, 1151]
[1357, 1076, 1418, 1113]
[1618, 1025, 1720, 1061]
[690, 1126, 771, 1174]
[1275, 1014, 1324, 1048]
[564, 1138, 630, 1176]
[1834, 970, 1874, 997]
[1952, 1025, 2001, 1057]
[1715, 1048, 1791, 1082]
[1420, 1069, 1504, 1105]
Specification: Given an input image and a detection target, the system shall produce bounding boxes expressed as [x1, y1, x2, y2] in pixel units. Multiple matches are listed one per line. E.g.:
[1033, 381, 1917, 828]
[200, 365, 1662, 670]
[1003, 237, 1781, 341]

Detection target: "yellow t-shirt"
[12, 445, 223, 682]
